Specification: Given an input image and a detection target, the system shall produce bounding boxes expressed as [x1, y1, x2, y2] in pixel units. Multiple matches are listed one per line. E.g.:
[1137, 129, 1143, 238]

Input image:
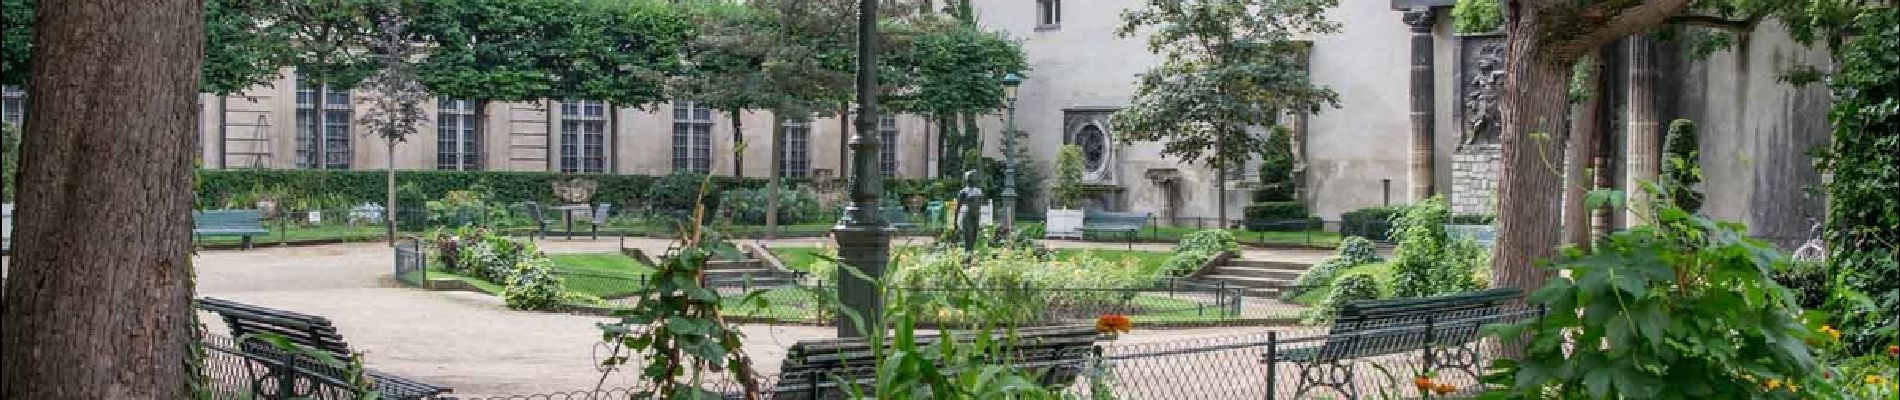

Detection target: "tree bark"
[1624, 34, 1660, 225]
[386, 140, 397, 245]
[1564, 49, 1605, 252]
[1215, 140, 1227, 229]
[731, 109, 744, 178]
[767, 114, 782, 239]
[1489, 20, 1574, 295]
[1, 0, 202, 397]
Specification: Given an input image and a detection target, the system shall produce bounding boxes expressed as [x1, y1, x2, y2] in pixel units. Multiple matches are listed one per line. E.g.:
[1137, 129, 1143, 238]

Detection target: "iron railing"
[450, 306, 1541, 399]
[200, 334, 451, 400]
[393, 237, 426, 287]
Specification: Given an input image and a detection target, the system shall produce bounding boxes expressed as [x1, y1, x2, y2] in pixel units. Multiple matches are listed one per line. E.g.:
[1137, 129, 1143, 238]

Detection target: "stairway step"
[703, 268, 780, 277]
[1196, 274, 1295, 289]
[1223, 259, 1310, 270]
[1208, 266, 1303, 280]
[704, 260, 763, 270]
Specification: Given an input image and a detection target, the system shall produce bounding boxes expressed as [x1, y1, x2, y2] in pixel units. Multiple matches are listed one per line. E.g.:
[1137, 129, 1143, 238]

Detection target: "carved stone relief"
[1458, 36, 1506, 151]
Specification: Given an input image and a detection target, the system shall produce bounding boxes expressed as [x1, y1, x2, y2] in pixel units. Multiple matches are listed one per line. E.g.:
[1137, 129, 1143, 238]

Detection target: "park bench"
[1081, 211, 1150, 249]
[1261, 288, 1524, 399]
[588, 203, 613, 239]
[197, 298, 452, 399]
[883, 206, 919, 231]
[194, 210, 270, 250]
[770, 325, 1100, 399]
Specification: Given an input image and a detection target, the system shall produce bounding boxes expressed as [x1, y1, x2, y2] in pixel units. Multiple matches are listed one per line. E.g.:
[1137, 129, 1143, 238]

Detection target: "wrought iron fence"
[452, 306, 1540, 399]
[394, 237, 426, 287]
[200, 333, 451, 400]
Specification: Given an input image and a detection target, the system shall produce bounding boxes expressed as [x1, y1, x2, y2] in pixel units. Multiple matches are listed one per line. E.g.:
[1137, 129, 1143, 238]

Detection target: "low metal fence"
[393, 237, 426, 287]
[201, 334, 368, 400]
[452, 306, 1541, 400]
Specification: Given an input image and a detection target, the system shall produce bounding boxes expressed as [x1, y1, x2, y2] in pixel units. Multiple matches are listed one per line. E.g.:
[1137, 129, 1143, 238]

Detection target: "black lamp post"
[831, 0, 888, 338]
[998, 73, 1022, 235]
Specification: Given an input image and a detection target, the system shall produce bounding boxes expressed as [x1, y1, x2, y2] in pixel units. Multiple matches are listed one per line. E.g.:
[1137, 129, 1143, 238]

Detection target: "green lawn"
[195, 223, 398, 246]
[421, 252, 653, 298]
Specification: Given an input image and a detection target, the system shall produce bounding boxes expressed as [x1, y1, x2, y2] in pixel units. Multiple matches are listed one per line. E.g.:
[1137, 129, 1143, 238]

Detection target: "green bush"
[1243, 202, 1307, 220]
[1451, 0, 1501, 34]
[1161, 229, 1239, 275]
[1250, 185, 1294, 203]
[720, 185, 822, 224]
[1308, 273, 1382, 323]
[502, 254, 565, 311]
[1388, 196, 1482, 298]
[1049, 145, 1086, 209]
[1340, 206, 1401, 241]
[1662, 119, 1705, 213]
[1283, 236, 1384, 300]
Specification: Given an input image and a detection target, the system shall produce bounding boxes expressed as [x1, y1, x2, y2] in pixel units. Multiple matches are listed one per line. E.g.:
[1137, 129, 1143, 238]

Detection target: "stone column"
[1404, 8, 1436, 201]
[1624, 34, 1659, 224]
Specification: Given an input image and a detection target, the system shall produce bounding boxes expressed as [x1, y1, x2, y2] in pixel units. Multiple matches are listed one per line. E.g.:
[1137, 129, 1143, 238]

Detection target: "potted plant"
[1045, 145, 1087, 239]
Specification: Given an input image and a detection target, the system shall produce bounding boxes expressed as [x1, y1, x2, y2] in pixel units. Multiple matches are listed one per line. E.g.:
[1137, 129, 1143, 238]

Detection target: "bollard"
[1264, 331, 1279, 399]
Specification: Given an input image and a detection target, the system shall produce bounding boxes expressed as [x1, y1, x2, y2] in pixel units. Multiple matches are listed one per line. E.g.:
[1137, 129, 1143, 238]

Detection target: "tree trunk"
[1489, 24, 1575, 296]
[313, 83, 327, 169]
[1624, 34, 1660, 225]
[767, 114, 782, 239]
[386, 140, 397, 245]
[1215, 140, 1227, 229]
[0, 0, 202, 397]
[731, 109, 744, 178]
[938, 114, 959, 177]
[1564, 49, 1604, 252]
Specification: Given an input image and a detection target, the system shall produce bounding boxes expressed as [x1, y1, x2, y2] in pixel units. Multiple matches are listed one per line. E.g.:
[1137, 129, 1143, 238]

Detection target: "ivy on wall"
[1821, 9, 1898, 354]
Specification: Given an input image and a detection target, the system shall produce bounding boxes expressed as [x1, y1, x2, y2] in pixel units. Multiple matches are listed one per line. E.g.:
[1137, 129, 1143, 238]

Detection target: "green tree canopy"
[1110, 0, 1341, 170]
[408, 0, 690, 105]
[4, 0, 301, 95]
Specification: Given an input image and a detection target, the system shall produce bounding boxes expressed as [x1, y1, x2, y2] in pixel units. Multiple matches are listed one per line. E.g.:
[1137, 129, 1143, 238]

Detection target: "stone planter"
[1044, 208, 1085, 239]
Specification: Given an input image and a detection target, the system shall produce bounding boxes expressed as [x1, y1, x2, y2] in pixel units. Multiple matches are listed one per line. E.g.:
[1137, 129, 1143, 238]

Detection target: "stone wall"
[1450, 143, 1500, 215]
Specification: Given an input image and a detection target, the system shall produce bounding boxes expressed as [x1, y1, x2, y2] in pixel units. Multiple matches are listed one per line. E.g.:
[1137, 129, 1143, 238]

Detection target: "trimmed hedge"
[1340, 206, 1401, 240]
[198, 169, 950, 213]
[1244, 201, 1307, 220]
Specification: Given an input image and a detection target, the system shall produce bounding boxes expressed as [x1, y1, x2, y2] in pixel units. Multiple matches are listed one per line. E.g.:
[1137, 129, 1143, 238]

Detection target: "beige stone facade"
[193, 69, 935, 179]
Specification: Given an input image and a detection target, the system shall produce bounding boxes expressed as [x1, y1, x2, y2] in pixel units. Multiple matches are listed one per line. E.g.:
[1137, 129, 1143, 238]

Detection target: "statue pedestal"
[1450, 143, 1502, 215]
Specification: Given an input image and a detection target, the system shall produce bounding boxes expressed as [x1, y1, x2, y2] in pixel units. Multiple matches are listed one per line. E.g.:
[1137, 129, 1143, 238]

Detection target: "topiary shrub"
[1241, 128, 1311, 232]
[1308, 273, 1383, 323]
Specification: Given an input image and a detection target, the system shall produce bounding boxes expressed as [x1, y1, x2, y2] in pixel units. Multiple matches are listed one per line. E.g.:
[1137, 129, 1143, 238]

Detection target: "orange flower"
[1095, 314, 1132, 335]
[1888, 345, 1897, 357]
[1432, 383, 1456, 395]
[1413, 376, 1433, 390]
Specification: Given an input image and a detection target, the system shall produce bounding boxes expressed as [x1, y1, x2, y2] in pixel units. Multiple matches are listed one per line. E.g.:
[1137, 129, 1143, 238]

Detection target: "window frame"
[559, 100, 608, 173]
[672, 102, 713, 173]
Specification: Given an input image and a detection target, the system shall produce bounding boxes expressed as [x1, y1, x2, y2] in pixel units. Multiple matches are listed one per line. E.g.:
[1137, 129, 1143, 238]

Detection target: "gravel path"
[188, 238, 1329, 397]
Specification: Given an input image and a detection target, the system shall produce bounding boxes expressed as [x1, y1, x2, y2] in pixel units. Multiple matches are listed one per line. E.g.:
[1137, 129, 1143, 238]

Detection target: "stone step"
[704, 259, 763, 270]
[1195, 274, 1295, 289]
[1222, 259, 1310, 271]
[1208, 266, 1303, 280]
[702, 268, 779, 278]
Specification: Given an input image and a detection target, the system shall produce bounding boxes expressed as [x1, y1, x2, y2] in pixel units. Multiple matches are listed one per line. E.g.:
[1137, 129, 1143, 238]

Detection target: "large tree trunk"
[1624, 34, 1660, 224]
[767, 114, 782, 239]
[0, 0, 203, 397]
[1489, 23, 1574, 295]
[1564, 49, 1605, 252]
[731, 109, 744, 178]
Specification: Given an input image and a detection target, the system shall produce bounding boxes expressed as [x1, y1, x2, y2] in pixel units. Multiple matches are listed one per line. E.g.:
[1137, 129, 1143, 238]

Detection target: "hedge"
[1340, 206, 1401, 240]
[198, 169, 952, 212]
[1243, 201, 1308, 220]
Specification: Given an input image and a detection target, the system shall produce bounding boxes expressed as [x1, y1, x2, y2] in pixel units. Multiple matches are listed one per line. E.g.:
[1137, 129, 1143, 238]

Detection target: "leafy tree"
[356, 9, 431, 244]
[1049, 145, 1085, 209]
[1485, 0, 1877, 299]
[408, 0, 689, 105]
[1450, 0, 1501, 34]
[4, 0, 298, 94]
[1, 122, 15, 201]
[885, 19, 1026, 178]
[1111, 0, 1341, 228]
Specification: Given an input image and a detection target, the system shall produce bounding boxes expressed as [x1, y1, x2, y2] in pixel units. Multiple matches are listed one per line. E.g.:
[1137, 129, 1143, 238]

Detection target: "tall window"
[295, 76, 351, 169]
[779, 120, 811, 178]
[437, 97, 482, 170]
[879, 115, 898, 177]
[1037, 0, 1061, 28]
[672, 102, 713, 173]
[1, 85, 23, 127]
[560, 100, 607, 173]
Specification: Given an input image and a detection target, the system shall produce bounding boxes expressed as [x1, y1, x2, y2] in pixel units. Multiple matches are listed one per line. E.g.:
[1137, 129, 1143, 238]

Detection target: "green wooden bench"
[199, 298, 452, 399]
[194, 210, 270, 250]
[1082, 211, 1150, 249]
[1262, 288, 1524, 398]
[882, 206, 919, 231]
[771, 325, 1100, 399]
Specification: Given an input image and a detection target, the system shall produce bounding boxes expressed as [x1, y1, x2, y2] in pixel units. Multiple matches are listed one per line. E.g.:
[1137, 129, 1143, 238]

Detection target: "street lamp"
[830, 0, 888, 338]
[998, 73, 1023, 236]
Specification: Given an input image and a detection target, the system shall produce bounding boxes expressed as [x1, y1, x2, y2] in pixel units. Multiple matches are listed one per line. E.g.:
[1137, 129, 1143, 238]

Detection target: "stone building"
[0, 0, 1831, 243]
[179, 72, 934, 180]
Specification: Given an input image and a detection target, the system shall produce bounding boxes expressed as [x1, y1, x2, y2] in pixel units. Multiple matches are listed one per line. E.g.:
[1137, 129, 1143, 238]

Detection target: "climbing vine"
[1820, 9, 1898, 354]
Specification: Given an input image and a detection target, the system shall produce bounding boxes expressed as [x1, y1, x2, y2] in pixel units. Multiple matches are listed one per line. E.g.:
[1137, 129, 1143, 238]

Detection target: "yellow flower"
[1762, 378, 1781, 390]
[1865, 374, 1887, 385]
[1820, 325, 1842, 341]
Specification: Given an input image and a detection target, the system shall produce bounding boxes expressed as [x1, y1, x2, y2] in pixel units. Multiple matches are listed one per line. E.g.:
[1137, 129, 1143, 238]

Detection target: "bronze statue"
[1462, 42, 1505, 150]
[955, 171, 985, 252]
